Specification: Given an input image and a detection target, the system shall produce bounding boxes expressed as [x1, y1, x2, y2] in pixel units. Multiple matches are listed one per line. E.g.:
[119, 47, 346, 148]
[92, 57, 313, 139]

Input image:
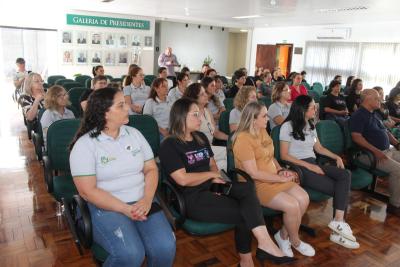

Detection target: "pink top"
[289, 84, 308, 102]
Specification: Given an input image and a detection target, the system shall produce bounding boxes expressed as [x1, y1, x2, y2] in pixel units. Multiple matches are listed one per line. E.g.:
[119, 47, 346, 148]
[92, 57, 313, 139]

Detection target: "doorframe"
[276, 43, 293, 77]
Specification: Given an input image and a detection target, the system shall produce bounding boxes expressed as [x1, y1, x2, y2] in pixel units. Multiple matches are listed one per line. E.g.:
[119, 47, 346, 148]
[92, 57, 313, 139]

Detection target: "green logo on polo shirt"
[100, 156, 116, 165]
[130, 148, 141, 157]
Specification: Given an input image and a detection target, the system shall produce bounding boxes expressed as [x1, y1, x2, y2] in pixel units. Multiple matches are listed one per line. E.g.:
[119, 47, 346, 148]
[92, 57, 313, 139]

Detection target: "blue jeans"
[88, 203, 176, 267]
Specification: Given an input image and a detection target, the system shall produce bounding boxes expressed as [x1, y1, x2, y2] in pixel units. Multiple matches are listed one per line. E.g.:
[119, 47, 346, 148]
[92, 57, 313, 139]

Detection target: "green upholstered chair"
[47, 75, 66, 86]
[74, 75, 91, 86]
[318, 95, 328, 120]
[316, 120, 373, 190]
[31, 108, 47, 161]
[312, 82, 324, 96]
[223, 98, 234, 112]
[63, 82, 83, 91]
[144, 75, 156, 86]
[307, 89, 320, 103]
[258, 96, 272, 108]
[218, 110, 230, 136]
[128, 115, 160, 156]
[68, 87, 87, 117]
[105, 75, 113, 81]
[85, 78, 92, 89]
[55, 78, 74, 86]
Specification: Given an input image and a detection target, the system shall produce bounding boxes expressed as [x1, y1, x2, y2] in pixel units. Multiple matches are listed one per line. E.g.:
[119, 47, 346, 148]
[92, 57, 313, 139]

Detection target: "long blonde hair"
[231, 101, 264, 144]
[234, 86, 256, 111]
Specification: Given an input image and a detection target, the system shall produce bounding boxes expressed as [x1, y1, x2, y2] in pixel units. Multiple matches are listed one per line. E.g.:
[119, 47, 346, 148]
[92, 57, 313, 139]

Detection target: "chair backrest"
[312, 82, 324, 96]
[318, 95, 328, 120]
[47, 119, 81, 172]
[128, 115, 160, 156]
[307, 90, 320, 103]
[316, 120, 344, 155]
[144, 75, 156, 86]
[258, 96, 272, 108]
[55, 79, 75, 86]
[218, 110, 230, 135]
[85, 78, 92, 89]
[302, 82, 311, 91]
[74, 75, 92, 86]
[47, 75, 66, 86]
[111, 78, 122, 83]
[63, 82, 83, 91]
[271, 125, 282, 161]
[223, 98, 234, 111]
[343, 119, 355, 150]
[105, 75, 113, 81]
[68, 87, 87, 116]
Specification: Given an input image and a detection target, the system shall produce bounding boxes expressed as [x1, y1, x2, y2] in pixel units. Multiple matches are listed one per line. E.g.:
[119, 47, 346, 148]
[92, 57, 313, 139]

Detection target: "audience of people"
[229, 85, 257, 132]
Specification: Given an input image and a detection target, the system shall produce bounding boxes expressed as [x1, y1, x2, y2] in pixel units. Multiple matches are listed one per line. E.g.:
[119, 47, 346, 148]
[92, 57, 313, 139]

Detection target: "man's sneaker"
[330, 232, 360, 249]
[274, 231, 294, 257]
[292, 241, 315, 257]
[328, 220, 356, 242]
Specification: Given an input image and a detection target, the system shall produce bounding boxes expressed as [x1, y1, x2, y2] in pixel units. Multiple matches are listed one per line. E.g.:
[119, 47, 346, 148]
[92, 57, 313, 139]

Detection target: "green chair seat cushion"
[52, 175, 77, 203]
[91, 242, 109, 263]
[262, 207, 281, 217]
[350, 168, 373, 190]
[182, 219, 234, 236]
[304, 187, 331, 202]
[353, 160, 389, 177]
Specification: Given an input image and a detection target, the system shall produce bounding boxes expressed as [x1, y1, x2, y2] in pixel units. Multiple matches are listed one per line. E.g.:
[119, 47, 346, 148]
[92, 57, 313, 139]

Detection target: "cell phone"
[210, 182, 232, 195]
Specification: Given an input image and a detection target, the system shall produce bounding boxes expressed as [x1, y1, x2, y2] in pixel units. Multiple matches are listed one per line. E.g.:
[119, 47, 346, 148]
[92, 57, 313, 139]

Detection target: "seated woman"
[143, 78, 171, 140]
[159, 98, 294, 267]
[373, 86, 399, 135]
[214, 75, 226, 104]
[80, 75, 108, 112]
[229, 86, 257, 132]
[343, 75, 355, 95]
[123, 66, 151, 114]
[232, 101, 315, 257]
[167, 72, 189, 105]
[228, 69, 246, 98]
[267, 82, 291, 131]
[324, 80, 349, 124]
[345, 78, 363, 114]
[184, 83, 228, 171]
[386, 87, 400, 125]
[41, 85, 75, 146]
[69, 87, 176, 267]
[280, 95, 359, 249]
[289, 73, 308, 102]
[257, 71, 273, 98]
[19, 72, 45, 123]
[272, 69, 285, 82]
[201, 77, 226, 122]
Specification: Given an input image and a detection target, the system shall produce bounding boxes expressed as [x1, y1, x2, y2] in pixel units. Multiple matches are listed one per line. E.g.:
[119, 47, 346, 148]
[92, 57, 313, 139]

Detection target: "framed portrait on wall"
[104, 33, 116, 47]
[144, 36, 153, 47]
[118, 34, 128, 48]
[76, 50, 88, 64]
[91, 33, 102, 45]
[91, 51, 102, 64]
[62, 50, 73, 64]
[61, 31, 72, 44]
[131, 35, 141, 47]
[104, 51, 115, 66]
[131, 47, 141, 65]
[76, 31, 88, 44]
[118, 51, 129, 65]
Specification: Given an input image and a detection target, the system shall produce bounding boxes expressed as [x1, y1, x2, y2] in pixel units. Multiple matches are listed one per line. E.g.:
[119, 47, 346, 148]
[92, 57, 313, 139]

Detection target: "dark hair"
[202, 63, 210, 68]
[300, 70, 307, 76]
[287, 72, 297, 81]
[124, 66, 142, 86]
[149, 78, 167, 101]
[201, 77, 221, 109]
[177, 72, 188, 82]
[183, 82, 202, 100]
[169, 97, 204, 144]
[284, 95, 315, 141]
[388, 87, 400, 102]
[16, 58, 25, 64]
[181, 67, 190, 73]
[334, 75, 342, 81]
[373, 86, 383, 92]
[345, 75, 355, 87]
[92, 65, 104, 77]
[205, 68, 216, 77]
[158, 67, 167, 74]
[349, 78, 362, 95]
[93, 75, 107, 85]
[329, 80, 341, 90]
[234, 69, 246, 81]
[70, 87, 120, 150]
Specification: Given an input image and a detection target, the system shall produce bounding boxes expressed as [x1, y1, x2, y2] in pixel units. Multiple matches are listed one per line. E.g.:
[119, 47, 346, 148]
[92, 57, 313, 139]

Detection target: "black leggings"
[299, 158, 351, 211]
[185, 181, 265, 254]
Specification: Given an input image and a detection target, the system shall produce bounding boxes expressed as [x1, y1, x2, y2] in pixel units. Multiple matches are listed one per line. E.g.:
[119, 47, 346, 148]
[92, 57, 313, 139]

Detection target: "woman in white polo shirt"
[267, 82, 291, 131]
[123, 66, 150, 114]
[69, 88, 175, 267]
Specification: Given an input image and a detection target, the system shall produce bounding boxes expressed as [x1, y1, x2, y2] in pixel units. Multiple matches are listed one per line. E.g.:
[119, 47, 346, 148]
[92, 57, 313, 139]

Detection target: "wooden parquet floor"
[1, 84, 400, 266]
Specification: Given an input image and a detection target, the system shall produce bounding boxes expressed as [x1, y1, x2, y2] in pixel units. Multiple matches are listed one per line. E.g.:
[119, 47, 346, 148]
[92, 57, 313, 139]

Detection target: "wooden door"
[256, 44, 277, 71]
[276, 44, 293, 78]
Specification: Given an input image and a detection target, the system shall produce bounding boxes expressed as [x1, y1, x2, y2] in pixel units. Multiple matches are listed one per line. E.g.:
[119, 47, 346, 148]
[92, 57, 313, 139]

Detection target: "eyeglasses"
[57, 92, 68, 98]
[188, 111, 200, 118]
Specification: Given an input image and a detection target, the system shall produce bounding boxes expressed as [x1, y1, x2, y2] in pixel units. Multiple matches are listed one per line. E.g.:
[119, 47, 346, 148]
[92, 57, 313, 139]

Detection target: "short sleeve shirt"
[19, 95, 44, 119]
[69, 125, 154, 203]
[13, 70, 28, 90]
[346, 94, 361, 114]
[40, 108, 75, 144]
[167, 87, 183, 105]
[142, 98, 171, 129]
[289, 85, 308, 102]
[349, 107, 390, 151]
[325, 94, 347, 111]
[280, 121, 317, 159]
[267, 102, 291, 130]
[229, 108, 242, 125]
[123, 83, 151, 114]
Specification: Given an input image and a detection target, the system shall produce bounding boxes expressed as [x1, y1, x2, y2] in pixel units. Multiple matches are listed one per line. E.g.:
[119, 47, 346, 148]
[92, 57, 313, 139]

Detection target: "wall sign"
[66, 14, 150, 30]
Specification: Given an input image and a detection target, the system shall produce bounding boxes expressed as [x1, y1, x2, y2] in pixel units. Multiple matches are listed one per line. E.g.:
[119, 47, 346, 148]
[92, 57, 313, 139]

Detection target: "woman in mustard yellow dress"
[232, 101, 315, 258]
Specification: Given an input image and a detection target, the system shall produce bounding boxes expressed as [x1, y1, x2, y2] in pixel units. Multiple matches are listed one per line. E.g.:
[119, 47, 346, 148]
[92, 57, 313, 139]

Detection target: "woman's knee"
[281, 196, 301, 215]
[146, 234, 176, 265]
[110, 245, 145, 267]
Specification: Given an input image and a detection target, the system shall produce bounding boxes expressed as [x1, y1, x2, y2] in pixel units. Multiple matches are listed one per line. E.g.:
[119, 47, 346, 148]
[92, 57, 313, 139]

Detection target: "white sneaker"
[274, 230, 294, 257]
[292, 241, 315, 257]
[330, 232, 360, 249]
[328, 220, 356, 242]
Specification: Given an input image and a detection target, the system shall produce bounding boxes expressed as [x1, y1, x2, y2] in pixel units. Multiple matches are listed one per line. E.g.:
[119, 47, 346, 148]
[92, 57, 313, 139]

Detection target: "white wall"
[159, 21, 229, 75]
[249, 21, 400, 76]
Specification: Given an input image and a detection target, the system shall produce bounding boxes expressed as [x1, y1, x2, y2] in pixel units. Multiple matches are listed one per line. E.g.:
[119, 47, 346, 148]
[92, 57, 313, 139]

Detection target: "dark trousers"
[299, 158, 351, 211]
[185, 181, 265, 254]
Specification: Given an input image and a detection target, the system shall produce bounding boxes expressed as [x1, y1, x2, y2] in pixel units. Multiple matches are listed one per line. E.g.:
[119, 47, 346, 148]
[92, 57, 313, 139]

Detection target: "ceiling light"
[240, 29, 248, 32]
[232, 14, 261, 19]
[101, 0, 114, 2]
[318, 6, 368, 13]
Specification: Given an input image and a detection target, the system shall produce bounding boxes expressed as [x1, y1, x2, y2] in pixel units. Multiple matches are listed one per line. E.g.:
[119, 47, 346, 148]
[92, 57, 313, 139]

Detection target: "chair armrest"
[315, 153, 337, 165]
[349, 147, 377, 171]
[42, 155, 53, 193]
[62, 197, 84, 255]
[162, 179, 187, 225]
[278, 160, 304, 183]
[227, 168, 254, 183]
[72, 195, 93, 249]
[155, 191, 176, 231]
